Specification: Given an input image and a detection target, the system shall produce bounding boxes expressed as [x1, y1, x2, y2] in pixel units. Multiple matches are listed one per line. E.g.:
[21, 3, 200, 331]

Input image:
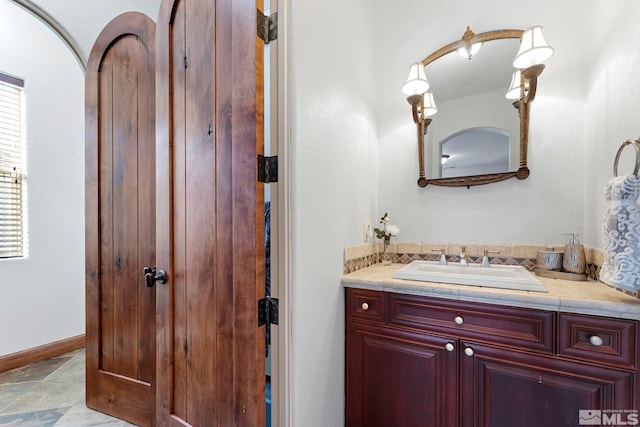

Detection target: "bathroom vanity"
[343, 264, 640, 427]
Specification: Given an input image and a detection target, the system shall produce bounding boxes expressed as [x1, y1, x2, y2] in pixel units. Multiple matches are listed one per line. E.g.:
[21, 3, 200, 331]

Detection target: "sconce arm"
[521, 64, 545, 104]
[411, 103, 421, 124]
[407, 94, 423, 124]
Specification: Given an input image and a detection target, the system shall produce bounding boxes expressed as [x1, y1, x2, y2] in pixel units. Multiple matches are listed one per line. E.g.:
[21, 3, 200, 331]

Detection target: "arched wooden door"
[85, 12, 157, 426]
[155, 0, 266, 425]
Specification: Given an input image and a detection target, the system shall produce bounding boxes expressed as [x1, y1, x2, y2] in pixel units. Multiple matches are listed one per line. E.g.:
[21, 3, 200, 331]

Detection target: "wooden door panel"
[168, 1, 188, 421]
[85, 12, 156, 426]
[110, 34, 143, 379]
[156, 0, 264, 426]
[184, 0, 217, 422]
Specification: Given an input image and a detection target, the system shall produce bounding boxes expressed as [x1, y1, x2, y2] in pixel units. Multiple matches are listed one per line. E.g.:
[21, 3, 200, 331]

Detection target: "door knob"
[143, 266, 167, 287]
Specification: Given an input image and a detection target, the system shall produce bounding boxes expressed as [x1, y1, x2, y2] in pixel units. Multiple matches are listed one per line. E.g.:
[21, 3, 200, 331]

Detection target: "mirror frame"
[416, 28, 532, 188]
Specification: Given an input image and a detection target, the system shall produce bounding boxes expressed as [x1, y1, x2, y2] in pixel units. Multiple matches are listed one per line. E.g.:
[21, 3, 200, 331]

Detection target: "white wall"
[584, 0, 640, 247]
[29, 0, 161, 60]
[0, 0, 85, 355]
[288, 0, 378, 425]
[375, 0, 589, 246]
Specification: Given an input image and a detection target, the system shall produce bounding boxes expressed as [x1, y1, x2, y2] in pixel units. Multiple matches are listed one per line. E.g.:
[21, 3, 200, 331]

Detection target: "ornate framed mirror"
[403, 27, 551, 188]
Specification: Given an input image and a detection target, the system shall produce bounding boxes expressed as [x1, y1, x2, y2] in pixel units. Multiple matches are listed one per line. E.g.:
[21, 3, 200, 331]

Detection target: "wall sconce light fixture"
[507, 26, 554, 105]
[508, 26, 554, 174]
[512, 26, 554, 69]
[422, 91, 438, 118]
[505, 69, 522, 100]
[402, 63, 438, 186]
[401, 63, 438, 120]
[401, 62, 430, 98]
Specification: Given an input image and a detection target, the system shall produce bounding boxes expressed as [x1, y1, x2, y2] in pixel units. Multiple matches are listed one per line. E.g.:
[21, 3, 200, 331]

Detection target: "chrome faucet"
[432, 248, 447, 265]
[481, 249, 500, 267]
[460, 246, 470, 266]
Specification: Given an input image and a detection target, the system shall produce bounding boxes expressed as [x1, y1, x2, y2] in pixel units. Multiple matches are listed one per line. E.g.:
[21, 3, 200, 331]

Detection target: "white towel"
[600, 174, 640, 292]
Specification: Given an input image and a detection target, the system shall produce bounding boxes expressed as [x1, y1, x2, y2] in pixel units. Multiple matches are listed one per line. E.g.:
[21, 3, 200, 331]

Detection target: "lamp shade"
[513, 26, 554, 69]
[505, 70, 522, 100]
[422, 92, 438, 116]
[401, 63, 429, 96]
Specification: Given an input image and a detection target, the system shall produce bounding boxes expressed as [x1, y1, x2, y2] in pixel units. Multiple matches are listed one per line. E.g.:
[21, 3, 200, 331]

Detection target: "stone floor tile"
[53, 404, 128, 426]
[0, 407, 68, 427]
[0, 350, 131, 426]
[46, 355, 84, 383]
[0, 382, 38, 414]
[0, 358, 71, 386]
[1, 377, 84, 415]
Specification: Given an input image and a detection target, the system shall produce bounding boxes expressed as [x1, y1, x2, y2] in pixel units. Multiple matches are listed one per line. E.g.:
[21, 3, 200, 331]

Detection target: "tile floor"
[0, 350, 136, 426]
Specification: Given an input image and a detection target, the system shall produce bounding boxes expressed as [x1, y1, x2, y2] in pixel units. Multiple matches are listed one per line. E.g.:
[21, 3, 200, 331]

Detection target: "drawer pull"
[361, 302, 369, 311]
[445, 343, 455, 352]
[589, 335, 604, 346]
[454, 316, 464, 325]
[464, 347, 474, 357]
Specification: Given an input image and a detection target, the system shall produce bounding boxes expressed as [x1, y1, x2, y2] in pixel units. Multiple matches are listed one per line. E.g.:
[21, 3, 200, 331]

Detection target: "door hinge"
[257, 10, 278, 44]
[258, 155, 278, 183]
[258, 296, 279, 326]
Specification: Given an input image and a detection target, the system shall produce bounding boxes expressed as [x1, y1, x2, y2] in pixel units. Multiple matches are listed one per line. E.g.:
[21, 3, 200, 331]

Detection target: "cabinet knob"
[589, 335, 603, 346]
[361, 302, 369, 311]
[464, 347, 474, 357]
[445, 342, 455, 352]
[454, 316, 464, 325]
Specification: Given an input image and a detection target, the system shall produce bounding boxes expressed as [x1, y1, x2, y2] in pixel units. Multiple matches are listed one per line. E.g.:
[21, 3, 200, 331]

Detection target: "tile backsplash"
[343, 241, 604, 282]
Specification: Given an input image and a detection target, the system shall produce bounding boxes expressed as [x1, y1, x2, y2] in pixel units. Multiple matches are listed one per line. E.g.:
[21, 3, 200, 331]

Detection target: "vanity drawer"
[388, 294, 555, 353]
[346, 288, 386, 323]
[558, 313, 637, 369]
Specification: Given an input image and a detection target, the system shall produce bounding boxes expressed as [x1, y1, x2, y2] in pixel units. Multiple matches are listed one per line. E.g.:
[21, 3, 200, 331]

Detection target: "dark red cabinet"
[345, 288, 639, 427]
[346, 321, 458, 427]
[460, 341, 635, 427]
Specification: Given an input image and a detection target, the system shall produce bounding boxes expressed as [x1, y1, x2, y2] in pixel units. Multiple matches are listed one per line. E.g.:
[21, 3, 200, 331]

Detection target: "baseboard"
[0, 334, 85, 373]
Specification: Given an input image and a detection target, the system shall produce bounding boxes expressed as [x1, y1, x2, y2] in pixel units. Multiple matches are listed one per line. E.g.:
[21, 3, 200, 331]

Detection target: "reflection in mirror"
[439, 127, 510, 178]
[424, 37, 520, 180]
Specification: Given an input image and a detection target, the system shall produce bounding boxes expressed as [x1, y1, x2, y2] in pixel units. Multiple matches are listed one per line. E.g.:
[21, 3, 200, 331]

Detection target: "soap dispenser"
[563, 233, 586, 274]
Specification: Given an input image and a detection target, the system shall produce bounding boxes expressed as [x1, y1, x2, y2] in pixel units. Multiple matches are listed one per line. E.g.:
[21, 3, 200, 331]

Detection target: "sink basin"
[392, 261, 547, 292]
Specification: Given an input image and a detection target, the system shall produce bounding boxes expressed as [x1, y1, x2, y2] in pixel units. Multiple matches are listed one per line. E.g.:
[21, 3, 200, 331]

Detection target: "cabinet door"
[346, 321, 458, 427]
[460, 342, 636, 427]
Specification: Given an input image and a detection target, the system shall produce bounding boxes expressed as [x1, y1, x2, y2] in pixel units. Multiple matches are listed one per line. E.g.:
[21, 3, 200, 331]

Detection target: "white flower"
[386, 224, 400, 236]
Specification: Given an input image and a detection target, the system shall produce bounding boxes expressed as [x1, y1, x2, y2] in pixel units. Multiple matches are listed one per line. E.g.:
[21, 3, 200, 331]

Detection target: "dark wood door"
[346, 321, 458, 427]
[460, 342, 636, 427]
[85, 12, 157, 427]
[155, 0, 265, 425]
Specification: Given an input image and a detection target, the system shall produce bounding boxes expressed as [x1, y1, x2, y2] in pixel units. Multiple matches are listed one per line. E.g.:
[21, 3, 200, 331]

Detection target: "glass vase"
[381, 238, 392, 265]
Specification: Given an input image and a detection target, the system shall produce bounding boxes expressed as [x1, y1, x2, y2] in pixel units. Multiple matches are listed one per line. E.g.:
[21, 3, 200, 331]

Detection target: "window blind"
[0, 72, 25, 258]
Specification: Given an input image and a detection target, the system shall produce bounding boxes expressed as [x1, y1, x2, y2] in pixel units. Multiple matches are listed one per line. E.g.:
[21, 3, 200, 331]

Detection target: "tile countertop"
[341, 263, 640, 321]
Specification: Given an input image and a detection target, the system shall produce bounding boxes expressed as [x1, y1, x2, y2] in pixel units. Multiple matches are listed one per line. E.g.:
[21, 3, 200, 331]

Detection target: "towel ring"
[614, 138, 640, 177]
